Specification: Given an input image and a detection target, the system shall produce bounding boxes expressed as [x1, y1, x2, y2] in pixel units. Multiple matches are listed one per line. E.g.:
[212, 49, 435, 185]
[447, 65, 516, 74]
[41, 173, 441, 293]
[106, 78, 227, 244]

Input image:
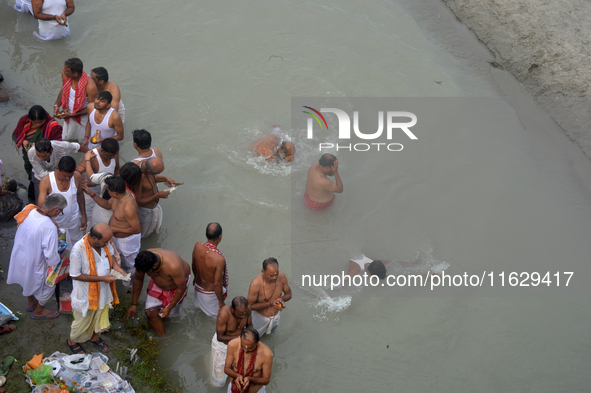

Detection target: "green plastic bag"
[27, 364, 54, 385]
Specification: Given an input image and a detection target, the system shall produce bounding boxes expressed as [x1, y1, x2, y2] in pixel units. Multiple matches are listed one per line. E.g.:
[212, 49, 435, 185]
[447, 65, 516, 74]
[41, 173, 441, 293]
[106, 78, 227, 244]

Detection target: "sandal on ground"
[31, 310, 59, 320]
[0, 325, 16, 335]
[0, 356, 15, 376]
[88, 337, 109, 352]
[66, 340, 85, 355]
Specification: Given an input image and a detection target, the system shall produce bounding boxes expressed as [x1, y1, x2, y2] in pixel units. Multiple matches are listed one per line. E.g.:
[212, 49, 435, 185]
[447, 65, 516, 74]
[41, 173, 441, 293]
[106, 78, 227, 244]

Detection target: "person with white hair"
[7, 194, 67, 319]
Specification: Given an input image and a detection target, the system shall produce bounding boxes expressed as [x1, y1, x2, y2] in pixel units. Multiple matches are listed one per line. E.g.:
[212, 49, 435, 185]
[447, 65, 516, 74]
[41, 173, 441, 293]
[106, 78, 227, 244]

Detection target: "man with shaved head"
[211, 296, 252, 387]
[192, 222, 229, 317]
[67, 223, 126, 354]
[304, 153, 343, 209]
[134, 157, 179, 238]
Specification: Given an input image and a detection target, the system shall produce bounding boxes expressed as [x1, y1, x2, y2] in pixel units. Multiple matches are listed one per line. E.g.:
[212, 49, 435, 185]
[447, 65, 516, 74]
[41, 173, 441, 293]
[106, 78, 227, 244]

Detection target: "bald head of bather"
[144, 157, 165, 175]
[89, 223, 113, 248]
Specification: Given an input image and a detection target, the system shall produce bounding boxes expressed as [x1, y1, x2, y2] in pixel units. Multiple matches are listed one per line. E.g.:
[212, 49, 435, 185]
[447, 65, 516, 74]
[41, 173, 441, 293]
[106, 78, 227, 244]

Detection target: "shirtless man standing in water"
[126, 249, 191, 336]
[225, 327, 273, 393]
[84, 176, 140, 273]
[134, 157, 178, 238]
[247, 258, 292, 337]
[304, 153, 343, 210]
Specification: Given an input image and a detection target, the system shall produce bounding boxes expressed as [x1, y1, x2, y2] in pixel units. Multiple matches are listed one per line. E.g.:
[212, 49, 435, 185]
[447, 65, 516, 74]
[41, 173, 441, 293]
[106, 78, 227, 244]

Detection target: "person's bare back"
[146, 248, 191, 291]
[304, 154, 343, 203]
[192, 241, 225, 291]
[109, 192, 140, 238]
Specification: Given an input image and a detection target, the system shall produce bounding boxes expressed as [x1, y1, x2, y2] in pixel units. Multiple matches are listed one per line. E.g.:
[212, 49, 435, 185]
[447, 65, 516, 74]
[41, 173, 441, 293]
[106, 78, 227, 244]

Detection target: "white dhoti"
[211, 333, 228, 387]
[227, 383, 266, 393]
[62, 117, 88, 143]
[118, 100, 126, 123]
[112, 234, 141, 274]
[194, 284, 227, 318]
[63, 225, 84, 252]
[32, 282, 56, 306]
[145, 294, 183, 318]
[138, 204, 163, 238]
[34, 19, 69, 40]
[90, 204, 112, 228]
[252, 310, 280, 336]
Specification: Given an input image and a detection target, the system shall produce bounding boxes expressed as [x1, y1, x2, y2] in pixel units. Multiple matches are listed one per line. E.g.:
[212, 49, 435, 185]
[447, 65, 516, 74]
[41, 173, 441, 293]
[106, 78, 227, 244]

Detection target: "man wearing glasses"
[37, 156, 87, 251]
[7, 194, 67, 320]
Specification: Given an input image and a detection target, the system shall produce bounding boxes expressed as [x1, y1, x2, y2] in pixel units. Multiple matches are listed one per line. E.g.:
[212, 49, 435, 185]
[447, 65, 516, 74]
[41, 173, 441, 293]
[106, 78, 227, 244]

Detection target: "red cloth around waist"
[304, 192, 334, 210]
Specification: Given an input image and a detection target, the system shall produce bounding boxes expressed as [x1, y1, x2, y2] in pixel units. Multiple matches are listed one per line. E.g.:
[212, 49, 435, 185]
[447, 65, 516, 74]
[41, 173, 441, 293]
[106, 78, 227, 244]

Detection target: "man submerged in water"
[251, 128, 295, 163]
[304, 153, 343, 209]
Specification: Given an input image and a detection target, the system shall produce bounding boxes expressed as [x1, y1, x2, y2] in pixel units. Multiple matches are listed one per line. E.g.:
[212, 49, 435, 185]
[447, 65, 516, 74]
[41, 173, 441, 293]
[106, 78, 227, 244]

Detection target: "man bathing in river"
[211, 296, 252, 387]
[134, 157, 178, 238]
[225, 327, 273, 393]
[132, 129, 163, 163]
[251, 130, 295, 162]
[247, 258, 291, 336]
[90, 67, 126, 122]
[192, 223, 229, 317]
[84, 176, 140, 273]
[126, 249, 191, 336]
[304, 153, 343, 209]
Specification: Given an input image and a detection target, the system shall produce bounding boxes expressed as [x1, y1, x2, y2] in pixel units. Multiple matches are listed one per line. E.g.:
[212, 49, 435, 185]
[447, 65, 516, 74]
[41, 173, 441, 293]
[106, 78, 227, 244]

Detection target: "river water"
[1, 0, 590, 391]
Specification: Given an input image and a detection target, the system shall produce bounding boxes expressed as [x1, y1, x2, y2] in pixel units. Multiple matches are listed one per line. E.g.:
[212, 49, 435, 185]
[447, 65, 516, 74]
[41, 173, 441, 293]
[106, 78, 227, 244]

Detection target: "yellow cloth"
[83, 233, 119, 310]
[69, 307, 110, 343]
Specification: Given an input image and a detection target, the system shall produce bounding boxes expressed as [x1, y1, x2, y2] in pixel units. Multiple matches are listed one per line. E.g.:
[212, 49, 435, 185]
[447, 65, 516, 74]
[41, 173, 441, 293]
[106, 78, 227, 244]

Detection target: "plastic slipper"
[0, 375, 6, 387]
[25, 306, 35, 312]
[0, 325, 16, 335]
[66, 340, 85, 355]
[0, 356, 15, 376]
[88, 337, 109, 352]
[31, 310, 59, 320]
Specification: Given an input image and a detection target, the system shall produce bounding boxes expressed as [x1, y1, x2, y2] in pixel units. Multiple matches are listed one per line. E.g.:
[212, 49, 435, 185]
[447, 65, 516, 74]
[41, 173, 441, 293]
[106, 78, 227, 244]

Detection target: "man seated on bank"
[247, 257, 292, 337]
[224, 327, 273, 393]
[211, 296, 252, 388]
[126, 249, 191, 336]
[90, 67, 126, 122]
[251, 129, 295, 162]
[304, 153, 343, 210]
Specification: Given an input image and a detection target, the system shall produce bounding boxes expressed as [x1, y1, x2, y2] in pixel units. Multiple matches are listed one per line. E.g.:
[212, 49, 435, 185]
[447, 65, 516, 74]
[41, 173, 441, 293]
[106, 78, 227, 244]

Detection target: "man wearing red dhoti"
[304, 153, 343, 210]
[54, 58, 98, 144]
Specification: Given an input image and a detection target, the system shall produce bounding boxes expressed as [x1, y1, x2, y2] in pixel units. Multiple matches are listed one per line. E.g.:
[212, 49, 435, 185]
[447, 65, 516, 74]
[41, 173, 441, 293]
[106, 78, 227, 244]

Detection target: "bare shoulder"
[278, 272, 289, 282]
[73, 171, 82, 185]
[227, 337, 240, 351]
[258, 342, 273, 358]
[249, 274, 263, 288]
[153, 147, 163, 159]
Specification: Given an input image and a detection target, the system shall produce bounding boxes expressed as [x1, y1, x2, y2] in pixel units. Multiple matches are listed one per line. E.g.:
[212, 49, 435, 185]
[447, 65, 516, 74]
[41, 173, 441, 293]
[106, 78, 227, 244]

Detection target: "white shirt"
[28, 141, 80, 181]
[69, 238, 115, 316]
[7, 210, 60, 296]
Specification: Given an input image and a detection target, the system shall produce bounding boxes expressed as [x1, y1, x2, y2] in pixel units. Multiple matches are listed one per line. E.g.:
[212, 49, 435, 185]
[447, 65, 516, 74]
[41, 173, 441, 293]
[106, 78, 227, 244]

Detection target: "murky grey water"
[1, 0, 590, 391]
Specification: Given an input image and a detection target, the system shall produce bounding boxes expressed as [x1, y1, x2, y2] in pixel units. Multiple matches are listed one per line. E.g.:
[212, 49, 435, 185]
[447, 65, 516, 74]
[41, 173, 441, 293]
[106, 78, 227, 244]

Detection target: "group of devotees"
[4, 57, 352, 392]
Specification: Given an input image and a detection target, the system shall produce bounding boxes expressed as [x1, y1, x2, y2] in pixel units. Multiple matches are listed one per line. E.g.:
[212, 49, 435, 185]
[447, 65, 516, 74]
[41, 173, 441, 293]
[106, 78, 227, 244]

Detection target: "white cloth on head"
[227, 383, 265, 393]
[28, 141, 80, 181]
[145, 293, 183, 318]
[69, 239, 115, 316]
[138, 204, 163, 238]
[87, 107, 117, 150]
[14, 0, 34, 14]
[252, 310, 280, 336]
[211, 333, 228, 387]
[112, 234, 141, 273]
[194, 284, 226, 318]
[7, 210, 60, 298]
[62, 116, 88, 143]
[32, 0, 70, 40]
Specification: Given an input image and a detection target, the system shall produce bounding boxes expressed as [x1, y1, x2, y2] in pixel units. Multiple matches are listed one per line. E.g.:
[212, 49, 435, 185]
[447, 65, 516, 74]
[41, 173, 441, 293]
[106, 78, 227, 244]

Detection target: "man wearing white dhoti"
[211, 297, 252, 387]
[192, 223, 229, 317]
[90, 67, 126, 123]
[67, 223, 125, 354]
[247, 258, 292, 337]
[7, 194, 67, 319]
[24, 0, 75, 40]
[38, 156, 86, 251]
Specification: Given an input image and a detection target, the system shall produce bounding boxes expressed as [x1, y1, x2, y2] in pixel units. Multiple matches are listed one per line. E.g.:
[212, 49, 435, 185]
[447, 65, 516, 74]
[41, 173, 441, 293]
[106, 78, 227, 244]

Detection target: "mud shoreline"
[442, 0, 591, 160]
